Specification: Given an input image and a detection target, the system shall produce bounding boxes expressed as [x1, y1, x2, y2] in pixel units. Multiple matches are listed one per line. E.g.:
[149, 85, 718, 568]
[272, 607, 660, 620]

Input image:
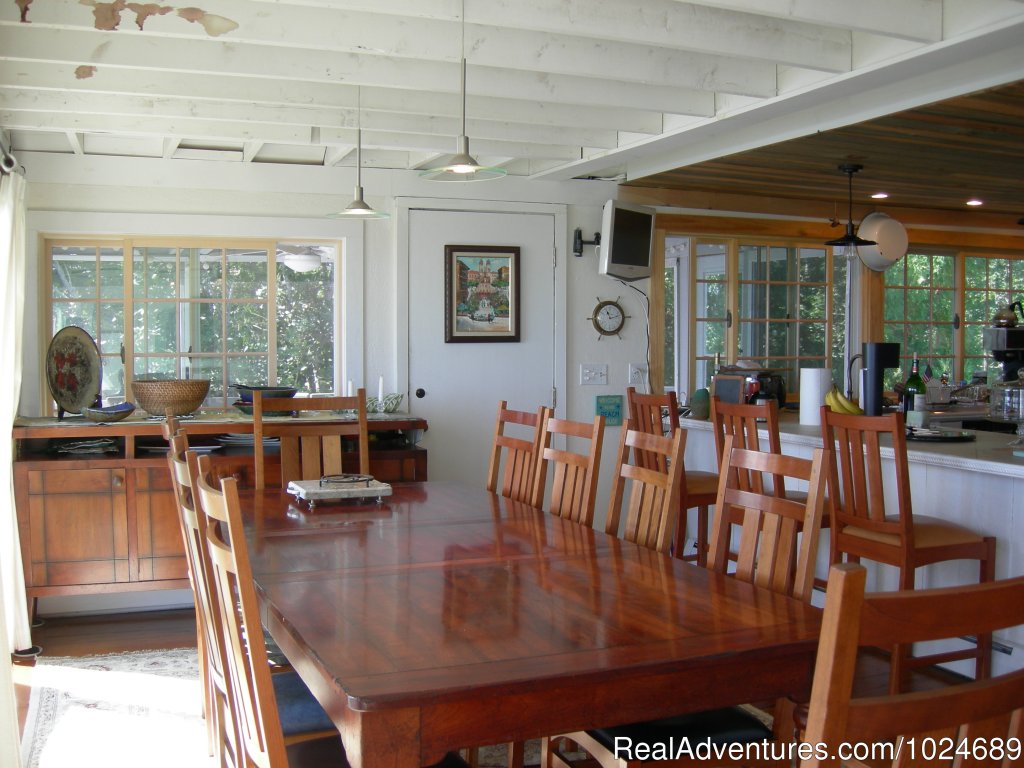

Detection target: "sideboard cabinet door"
[26, 469, 129, 587]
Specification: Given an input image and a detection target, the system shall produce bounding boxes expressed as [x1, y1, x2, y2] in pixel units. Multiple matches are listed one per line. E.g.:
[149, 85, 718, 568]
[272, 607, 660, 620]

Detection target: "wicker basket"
[131, 378, 210, 416]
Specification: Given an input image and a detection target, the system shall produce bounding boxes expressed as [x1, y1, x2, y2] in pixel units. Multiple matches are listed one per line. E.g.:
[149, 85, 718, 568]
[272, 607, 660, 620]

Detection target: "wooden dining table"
[243, 481, 821, 768]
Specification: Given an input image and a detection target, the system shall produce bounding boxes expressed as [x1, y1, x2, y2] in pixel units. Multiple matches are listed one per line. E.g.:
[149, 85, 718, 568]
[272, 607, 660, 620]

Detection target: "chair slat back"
[820, 407, 913, 552]
[196, 454, 288, 768]
[253, 389, 369, 489]
[531, 415, 605, 526]
[711, 396, 789, 496]
[486, 400, 549, 504]
[625, 387, 678, 472]
[605, 424, 686, 555]
[800, 563, 1024, 768]
[709, 435, 828, 602]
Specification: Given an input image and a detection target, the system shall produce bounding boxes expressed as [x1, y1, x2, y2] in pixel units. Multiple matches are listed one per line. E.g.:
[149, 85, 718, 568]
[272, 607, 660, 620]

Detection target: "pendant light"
[328, 88, 389, 219]
[421, 1, 506, 182]
[825, 163, 875, 250]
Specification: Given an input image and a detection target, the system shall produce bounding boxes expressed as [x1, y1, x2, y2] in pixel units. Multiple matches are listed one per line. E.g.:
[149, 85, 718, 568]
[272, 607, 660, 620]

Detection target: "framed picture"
[444, 244, 521, 343]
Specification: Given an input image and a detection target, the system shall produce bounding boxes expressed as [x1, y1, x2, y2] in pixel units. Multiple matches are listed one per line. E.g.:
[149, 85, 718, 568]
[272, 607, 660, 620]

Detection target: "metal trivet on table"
[287, 475, 392, 509]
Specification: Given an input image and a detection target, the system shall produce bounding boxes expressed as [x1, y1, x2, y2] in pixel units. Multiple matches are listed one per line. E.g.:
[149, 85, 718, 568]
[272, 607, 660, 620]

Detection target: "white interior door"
[406, 207, 559, 484]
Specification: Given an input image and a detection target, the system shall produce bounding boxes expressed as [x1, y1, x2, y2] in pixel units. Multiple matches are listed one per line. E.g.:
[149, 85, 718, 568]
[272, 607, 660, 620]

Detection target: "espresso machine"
[984, 327, 1024, 382]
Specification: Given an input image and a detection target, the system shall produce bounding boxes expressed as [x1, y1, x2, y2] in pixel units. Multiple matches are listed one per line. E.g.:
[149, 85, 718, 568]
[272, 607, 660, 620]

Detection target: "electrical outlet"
[628, 363, 648, 386]
[580, 363, 608, 386]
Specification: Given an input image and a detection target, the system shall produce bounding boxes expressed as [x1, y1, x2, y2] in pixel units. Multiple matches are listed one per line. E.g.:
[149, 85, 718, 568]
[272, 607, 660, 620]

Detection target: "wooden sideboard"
[12, 412, 427, 605]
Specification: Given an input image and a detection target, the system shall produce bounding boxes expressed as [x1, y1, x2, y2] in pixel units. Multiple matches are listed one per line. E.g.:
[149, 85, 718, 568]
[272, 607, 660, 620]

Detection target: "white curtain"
[0, 171, 30, 652]
[0, 169, 26, 768]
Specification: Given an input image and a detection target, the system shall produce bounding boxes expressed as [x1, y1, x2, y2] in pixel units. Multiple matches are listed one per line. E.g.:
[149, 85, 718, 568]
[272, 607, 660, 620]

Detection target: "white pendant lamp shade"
[421, 56, 506, 182]
[327, 95, 389, 220]
[856, 212, 908, 271]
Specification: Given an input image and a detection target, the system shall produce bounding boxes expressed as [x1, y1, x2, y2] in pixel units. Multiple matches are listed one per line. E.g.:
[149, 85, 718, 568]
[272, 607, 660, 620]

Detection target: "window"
[883, 251, 955, 388]
[883, 248, 1024, 388]
[47, 238, 339, 412]
[666, 235, 844, 398]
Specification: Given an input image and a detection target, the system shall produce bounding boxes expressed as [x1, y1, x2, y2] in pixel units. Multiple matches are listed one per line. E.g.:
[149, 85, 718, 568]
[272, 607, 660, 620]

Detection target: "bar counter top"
[678, 411, 1024, 480]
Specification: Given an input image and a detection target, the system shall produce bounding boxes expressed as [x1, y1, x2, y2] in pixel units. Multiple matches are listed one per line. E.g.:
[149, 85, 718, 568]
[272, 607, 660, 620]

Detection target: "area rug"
[20, 647, 213, 768]
[20, 647, 539, 767]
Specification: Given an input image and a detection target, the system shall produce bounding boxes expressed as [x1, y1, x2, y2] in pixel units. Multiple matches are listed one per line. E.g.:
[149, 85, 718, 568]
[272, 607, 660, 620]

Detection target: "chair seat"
[683, 470, 719, 501]
[841, 515, 986, 549]
[589, 706, 772, 753]
[274, 670, 336, 736]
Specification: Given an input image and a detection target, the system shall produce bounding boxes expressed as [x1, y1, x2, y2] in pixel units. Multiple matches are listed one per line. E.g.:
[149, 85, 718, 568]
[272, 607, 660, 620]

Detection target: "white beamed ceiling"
[1, 0, 1023, 184]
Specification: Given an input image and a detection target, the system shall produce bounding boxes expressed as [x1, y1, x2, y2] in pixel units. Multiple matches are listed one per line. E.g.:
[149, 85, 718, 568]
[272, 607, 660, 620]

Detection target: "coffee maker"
[862, 341, 900, 416]
[983, 327, 1024, 382]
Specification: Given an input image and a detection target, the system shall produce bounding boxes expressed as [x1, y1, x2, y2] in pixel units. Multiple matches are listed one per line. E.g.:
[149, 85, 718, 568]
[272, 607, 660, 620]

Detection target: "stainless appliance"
[983, 327, 1024, 382]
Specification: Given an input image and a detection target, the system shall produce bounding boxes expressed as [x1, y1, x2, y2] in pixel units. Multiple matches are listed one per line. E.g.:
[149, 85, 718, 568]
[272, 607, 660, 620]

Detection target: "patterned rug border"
[20, 647, 203, 768]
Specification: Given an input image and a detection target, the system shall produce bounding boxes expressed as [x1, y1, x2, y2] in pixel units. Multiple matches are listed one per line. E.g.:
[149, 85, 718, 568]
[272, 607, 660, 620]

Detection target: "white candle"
[378, 376, 384, 403]
[347, 380, 353, 397]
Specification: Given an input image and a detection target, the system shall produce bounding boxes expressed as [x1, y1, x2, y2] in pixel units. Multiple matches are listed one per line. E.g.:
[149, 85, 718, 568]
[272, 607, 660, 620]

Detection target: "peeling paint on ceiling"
[177, 7, 238, 37]
[79, 0, 126, 31]
[126, 3, 174, 30]
[75, 65, 97, 79]
[72, 0, 236, 37]
[16, 0, 32, 23]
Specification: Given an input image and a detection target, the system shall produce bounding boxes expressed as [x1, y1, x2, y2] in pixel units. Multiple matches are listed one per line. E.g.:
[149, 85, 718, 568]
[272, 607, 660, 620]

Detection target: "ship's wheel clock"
[589, 297, 629, 339]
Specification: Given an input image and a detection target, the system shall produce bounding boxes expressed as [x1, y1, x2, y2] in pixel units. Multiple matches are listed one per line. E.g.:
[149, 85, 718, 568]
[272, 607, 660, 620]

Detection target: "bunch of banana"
[824, 384, 864, 415]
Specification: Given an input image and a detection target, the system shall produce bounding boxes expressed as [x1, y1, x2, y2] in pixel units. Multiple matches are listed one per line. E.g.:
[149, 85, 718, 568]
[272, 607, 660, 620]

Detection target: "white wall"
[18, 151, 650, 612]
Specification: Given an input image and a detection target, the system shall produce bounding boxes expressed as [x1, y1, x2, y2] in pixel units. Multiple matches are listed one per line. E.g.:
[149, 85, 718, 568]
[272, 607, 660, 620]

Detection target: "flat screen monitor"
[598, 200, 655, 281]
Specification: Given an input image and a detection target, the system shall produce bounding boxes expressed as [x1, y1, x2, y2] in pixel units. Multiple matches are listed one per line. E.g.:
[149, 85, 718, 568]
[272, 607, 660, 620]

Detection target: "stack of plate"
[216, 433, 280, 447]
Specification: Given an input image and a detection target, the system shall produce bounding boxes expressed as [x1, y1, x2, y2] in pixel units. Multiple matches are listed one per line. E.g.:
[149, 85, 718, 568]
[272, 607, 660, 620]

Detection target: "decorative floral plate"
[46, 326, 102, 419]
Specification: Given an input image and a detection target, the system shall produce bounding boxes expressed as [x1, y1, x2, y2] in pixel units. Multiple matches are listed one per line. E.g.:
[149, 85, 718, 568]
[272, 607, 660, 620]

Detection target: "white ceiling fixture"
[328, 88, 389, 219]
[420, 0, 506, 182]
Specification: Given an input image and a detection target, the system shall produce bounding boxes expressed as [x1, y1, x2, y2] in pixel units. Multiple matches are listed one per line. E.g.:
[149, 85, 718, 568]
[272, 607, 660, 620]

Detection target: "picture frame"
[444, 244, 521, 343]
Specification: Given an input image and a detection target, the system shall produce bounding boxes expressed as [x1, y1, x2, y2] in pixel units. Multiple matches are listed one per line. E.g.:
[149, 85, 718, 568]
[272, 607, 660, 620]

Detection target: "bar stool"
[626, 387, 718, 563]
[820, 405, 996, 692]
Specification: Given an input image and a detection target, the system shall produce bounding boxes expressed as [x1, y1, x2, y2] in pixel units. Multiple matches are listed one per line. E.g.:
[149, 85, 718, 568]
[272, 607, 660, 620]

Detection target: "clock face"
[593, 300, 625, 335]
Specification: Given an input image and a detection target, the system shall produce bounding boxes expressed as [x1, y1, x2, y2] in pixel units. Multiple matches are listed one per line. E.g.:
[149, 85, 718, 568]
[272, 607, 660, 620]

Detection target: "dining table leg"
[338, 707, 421, 768]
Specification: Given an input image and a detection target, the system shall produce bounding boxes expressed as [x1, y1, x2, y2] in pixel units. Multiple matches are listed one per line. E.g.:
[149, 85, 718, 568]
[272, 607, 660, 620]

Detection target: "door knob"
[415, 388, 426, 398]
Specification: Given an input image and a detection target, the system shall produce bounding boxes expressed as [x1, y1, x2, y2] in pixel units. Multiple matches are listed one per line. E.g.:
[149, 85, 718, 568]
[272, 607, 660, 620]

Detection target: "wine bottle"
[903, 354, 925, 414]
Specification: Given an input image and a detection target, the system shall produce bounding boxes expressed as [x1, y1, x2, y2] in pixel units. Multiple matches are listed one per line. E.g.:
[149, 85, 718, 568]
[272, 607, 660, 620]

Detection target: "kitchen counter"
[679, 410, 1024, 480]
[677, 410, 1024, 673]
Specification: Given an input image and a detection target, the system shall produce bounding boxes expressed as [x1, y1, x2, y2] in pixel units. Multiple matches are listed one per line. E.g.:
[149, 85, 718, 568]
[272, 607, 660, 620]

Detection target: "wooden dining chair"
[800, 562, 1024, 768]
[603, 423, 686, 555]
[820, 406, 996, 692]
[626, 387, 718, 564]
[253, 389, 369, 489]
[530, 414, 605, 526]
[486, 400, 550, 503]
[543, 434, 829, 768]
[165, 430, 229, 766]
[710, 396, 792, 496]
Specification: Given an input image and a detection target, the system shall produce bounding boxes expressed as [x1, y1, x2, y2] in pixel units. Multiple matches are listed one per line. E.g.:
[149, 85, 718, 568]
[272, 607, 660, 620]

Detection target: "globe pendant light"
[825, 163, 875, 250]
[421, 2, 506, 182]
[328, 88, 389, 219]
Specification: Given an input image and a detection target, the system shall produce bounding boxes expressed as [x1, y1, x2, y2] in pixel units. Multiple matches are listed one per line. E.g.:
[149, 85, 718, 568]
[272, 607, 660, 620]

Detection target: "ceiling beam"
[672, 0, 942, 42]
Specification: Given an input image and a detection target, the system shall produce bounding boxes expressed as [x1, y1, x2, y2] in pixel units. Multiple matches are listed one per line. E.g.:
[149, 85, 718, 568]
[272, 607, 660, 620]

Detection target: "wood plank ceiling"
[1, 0, 1023, 206]
[626, 81, 1024, 217]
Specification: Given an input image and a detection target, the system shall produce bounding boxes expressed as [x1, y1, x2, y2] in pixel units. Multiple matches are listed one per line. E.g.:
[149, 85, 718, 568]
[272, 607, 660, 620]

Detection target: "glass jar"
[989, 380, 1024, 420]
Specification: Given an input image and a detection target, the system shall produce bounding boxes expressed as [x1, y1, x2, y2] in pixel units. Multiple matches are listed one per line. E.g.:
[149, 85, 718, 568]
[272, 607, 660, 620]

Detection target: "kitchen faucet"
[847, 353, 864, 401]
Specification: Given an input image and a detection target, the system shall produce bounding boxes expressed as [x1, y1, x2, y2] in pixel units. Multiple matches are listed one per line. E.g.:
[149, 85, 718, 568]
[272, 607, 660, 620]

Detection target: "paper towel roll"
[800, 368, 832, 426]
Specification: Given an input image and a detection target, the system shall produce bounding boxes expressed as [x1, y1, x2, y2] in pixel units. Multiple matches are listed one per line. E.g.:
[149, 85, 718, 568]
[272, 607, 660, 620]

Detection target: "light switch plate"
[580, 363, 608, 386]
